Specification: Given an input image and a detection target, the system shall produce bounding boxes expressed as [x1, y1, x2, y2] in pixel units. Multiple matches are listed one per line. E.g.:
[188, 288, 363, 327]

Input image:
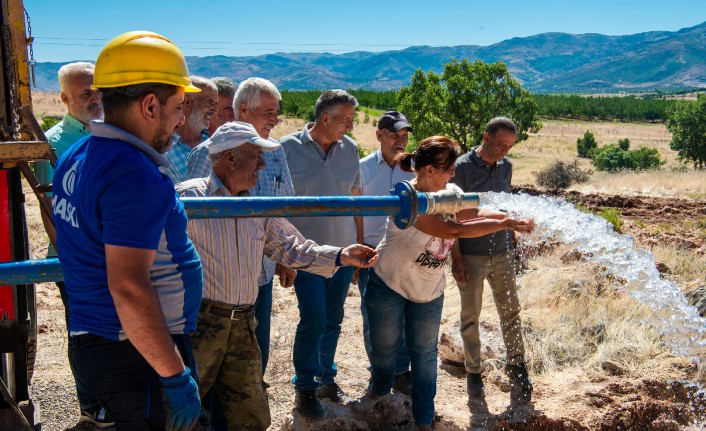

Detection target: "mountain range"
[32, 21, 706, 94]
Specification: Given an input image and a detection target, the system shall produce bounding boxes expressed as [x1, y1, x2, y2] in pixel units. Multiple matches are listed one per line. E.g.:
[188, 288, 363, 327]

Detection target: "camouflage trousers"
[192, 302, 270, 430]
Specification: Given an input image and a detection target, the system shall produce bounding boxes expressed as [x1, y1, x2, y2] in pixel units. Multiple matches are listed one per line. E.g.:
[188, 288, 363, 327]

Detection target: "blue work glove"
[159, 367, 200, 431]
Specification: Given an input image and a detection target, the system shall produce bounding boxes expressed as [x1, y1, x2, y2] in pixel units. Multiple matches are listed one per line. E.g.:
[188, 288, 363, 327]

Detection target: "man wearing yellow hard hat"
[52, 31, 203, 430]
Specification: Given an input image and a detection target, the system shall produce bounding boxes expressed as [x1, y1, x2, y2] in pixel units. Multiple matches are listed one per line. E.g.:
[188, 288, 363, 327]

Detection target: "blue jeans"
[254, 280, 273, 375]
[366, 269, 443, 427]
[357, 267, 411, 375]
[292, 267, 355, 392]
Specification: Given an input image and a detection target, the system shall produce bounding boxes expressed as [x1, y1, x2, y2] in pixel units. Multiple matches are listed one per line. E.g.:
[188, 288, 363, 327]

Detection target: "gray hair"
[208, 144, 244, 162]
[58, 62, 94, 92]
[314, 89, 358, 121]
[232, 77, 281, 120]
[484, 116, 517, 136]
[211, 77, 237, 99]
[188, 76, 217, 98]
[208, 151, 225, 163]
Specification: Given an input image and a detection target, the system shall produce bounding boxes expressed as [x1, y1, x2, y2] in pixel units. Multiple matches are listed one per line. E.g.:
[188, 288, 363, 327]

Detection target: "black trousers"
[74, 333, 197, 431]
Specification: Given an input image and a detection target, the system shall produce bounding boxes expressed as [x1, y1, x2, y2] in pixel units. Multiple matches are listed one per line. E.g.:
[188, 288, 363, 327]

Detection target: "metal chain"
[1, 25, 20, 140]
[24, 8, 35, 87]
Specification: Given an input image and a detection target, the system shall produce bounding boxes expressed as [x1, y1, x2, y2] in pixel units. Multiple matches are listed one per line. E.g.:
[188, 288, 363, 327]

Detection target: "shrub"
[591, 145, 664, 171]
[40, 116, 61, 132]
[591, 145, 636, 171]
[577, 131, 597, 158]
[618, 138, 630, 151]
[630, 146, 665, 170]
[535, 160, 592, 189]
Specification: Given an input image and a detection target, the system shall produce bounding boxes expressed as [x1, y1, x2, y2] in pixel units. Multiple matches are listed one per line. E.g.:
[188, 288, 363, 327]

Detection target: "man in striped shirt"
[176, 122, 378, 430]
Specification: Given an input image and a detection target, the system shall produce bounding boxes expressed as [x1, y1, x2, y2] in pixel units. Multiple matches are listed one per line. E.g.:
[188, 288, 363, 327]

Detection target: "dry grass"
[651, 243, 706, 287]
[518, 247, 680, 379]
[32, 91, 64, 118]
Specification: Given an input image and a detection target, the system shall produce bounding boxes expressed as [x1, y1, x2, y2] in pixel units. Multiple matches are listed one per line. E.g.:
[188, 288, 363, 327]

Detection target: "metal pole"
[0, 182, 480, 285]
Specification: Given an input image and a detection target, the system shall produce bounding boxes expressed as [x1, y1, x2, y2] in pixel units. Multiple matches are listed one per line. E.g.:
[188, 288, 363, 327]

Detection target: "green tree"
[576, 131, 597, 158]
[397, 59, 541, 152]
[666, 94, 706, 168]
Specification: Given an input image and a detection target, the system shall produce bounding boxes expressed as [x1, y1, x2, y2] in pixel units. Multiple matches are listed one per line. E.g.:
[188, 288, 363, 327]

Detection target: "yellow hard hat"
[92, 31, 200, 92]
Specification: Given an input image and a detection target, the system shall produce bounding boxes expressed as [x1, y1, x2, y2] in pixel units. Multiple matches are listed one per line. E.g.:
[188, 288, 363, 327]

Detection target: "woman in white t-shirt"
[352, 136, 534, 430]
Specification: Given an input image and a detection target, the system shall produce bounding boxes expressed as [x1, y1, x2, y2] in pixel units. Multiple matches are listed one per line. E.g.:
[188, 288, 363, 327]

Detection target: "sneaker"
[506, 362, 533, 402]
[351, 392, 391, 414]
[295, 391, 325, 418]
[466, 372, 485, 397]
[316, 382, 353, 404]
[392, 370, 412, 395]
[79, 405, 114, 428]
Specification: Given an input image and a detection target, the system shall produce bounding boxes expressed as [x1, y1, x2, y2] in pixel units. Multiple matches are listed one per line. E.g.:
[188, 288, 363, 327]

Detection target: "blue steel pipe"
[182, 196, 407, 219]
[0, 182, 479, 285]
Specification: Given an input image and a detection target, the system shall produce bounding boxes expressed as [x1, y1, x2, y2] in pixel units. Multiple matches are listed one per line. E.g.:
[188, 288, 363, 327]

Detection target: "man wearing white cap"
[176, 121, 378, 430]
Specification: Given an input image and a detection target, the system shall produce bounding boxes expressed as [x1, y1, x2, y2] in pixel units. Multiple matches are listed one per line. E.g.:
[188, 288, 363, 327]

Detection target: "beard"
[75, 103, 104, 124]
[186, 110, 208, 132]
[152, 117, 175, 154]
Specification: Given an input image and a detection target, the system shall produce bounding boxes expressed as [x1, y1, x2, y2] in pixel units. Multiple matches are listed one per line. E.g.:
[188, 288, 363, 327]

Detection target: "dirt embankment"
[514, 185, 706, 251]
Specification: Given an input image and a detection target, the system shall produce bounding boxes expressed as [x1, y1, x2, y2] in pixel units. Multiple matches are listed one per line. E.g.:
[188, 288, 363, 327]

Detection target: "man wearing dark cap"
[357, 111, 415, 393]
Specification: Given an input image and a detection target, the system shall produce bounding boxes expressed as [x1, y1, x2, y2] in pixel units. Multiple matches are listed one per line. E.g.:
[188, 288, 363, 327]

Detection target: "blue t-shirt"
[52, 121, 202, 341]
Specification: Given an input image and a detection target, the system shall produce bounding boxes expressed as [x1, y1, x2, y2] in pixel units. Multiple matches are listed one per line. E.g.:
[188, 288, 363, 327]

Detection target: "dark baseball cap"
[378, 111, 413, 133]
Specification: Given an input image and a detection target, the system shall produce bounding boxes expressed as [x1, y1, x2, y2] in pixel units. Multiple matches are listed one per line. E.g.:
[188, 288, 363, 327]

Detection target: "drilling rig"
[0, 0, 56, 427]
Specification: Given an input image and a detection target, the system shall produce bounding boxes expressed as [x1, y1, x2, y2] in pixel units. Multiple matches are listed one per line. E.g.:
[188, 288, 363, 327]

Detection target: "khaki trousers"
[457, 253, 526, 374]
[192, 307, 270, 431]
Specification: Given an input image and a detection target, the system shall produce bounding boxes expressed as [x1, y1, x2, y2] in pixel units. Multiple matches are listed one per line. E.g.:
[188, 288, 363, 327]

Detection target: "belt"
[200, 299, 255, 320]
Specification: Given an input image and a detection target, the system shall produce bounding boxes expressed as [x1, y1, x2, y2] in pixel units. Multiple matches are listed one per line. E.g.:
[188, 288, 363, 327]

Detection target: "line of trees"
[280, 91, 680, 123]
[534, 94, 678, 122]
[277, 62, 704, 168]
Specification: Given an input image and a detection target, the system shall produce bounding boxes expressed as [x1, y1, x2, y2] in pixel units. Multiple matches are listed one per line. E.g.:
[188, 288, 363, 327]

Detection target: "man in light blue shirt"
[33, 62, 112, 427]
[164, 76, 217, 183]
[358, 111, 415, 394]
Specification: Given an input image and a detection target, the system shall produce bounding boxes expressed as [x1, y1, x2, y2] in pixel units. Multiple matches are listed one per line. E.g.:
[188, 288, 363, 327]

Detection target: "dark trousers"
[74, 333, 197, 430]
[56, 281, 97, 411]
[254, 280, 274, 374]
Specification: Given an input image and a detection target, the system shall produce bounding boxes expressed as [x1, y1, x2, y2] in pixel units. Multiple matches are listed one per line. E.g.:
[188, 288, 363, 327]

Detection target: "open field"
[25, 94, 706, 430]
[35, 90, 706, 201]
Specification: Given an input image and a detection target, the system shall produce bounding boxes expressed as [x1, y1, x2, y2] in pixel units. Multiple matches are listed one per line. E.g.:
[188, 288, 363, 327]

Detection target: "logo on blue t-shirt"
[62, 161, 78, 196]
[53, 161, 79, 228]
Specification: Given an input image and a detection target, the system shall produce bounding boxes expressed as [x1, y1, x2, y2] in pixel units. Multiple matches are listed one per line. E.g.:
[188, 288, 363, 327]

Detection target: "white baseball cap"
[206, 121, 280, 154]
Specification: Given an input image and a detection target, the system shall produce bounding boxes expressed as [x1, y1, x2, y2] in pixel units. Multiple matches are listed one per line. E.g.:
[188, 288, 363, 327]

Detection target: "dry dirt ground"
[21, 95, 706, 430]
[24, 184, 706, 431]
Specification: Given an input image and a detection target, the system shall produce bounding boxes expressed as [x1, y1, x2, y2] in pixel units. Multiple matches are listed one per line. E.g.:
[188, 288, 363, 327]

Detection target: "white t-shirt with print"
[373, 183, 462, 303]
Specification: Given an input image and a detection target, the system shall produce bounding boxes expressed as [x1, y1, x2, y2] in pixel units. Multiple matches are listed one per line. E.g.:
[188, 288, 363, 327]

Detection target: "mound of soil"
[514, 185, 706, 250]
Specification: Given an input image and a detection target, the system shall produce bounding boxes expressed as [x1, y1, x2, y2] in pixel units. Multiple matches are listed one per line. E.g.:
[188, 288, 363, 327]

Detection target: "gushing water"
[480, 192, 706, 359]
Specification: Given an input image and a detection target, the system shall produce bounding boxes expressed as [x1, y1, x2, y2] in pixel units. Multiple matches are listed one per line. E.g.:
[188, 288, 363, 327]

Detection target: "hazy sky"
[24, 0, 706, 62]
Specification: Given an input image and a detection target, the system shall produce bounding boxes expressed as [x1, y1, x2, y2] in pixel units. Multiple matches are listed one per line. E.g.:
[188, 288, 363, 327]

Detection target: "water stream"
[479, 192, 706, 359]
